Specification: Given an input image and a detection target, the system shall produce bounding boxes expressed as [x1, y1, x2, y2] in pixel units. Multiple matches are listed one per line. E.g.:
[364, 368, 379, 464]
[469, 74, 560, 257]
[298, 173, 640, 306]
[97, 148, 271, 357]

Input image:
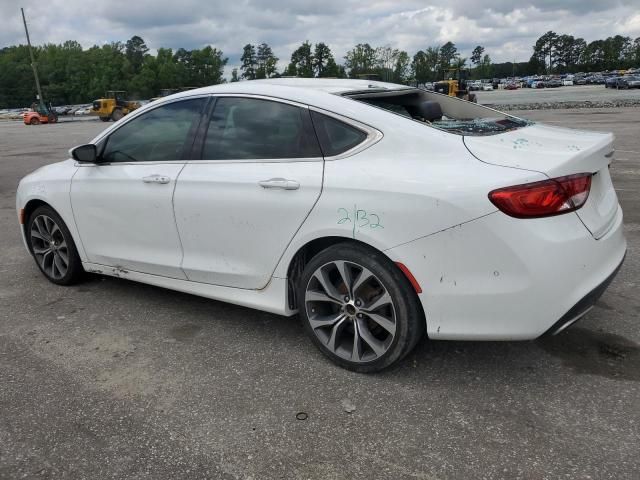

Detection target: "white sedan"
[16, 79, 626, 372]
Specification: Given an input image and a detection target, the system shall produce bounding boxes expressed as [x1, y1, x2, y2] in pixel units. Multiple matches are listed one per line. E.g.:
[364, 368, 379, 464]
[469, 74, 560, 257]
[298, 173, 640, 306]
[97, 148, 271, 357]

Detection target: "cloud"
[2, 0, 639, 74]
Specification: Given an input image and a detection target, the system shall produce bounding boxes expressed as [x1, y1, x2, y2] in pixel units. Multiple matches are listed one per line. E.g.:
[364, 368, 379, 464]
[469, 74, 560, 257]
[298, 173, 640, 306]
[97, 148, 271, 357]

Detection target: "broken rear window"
[345, 89, 532, 136]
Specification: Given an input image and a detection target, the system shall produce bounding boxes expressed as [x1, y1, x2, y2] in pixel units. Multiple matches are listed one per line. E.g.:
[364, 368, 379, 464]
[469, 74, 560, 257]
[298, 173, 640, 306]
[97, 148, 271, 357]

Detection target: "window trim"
[190, 94, 324, 164]
[80, 95, 211, 167]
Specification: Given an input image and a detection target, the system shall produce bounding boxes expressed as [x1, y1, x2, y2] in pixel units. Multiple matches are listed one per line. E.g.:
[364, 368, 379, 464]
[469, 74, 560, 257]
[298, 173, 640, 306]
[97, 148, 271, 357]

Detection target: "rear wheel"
[30, 117, 40, 125]
[298, 243, 424, 372]
[27, 206, 84, 285]
[111, 109, 124, 121]
[99, 116, 110, 122]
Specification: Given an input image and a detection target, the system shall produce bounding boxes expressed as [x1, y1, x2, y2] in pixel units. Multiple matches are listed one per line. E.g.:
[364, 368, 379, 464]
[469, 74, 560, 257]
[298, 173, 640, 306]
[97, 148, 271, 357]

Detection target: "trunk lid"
[464, 123, 619, 239]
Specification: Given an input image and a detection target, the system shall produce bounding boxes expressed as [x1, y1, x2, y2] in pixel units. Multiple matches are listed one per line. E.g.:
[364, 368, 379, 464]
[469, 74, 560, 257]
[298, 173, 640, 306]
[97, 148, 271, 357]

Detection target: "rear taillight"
[489, 173, 592, 219]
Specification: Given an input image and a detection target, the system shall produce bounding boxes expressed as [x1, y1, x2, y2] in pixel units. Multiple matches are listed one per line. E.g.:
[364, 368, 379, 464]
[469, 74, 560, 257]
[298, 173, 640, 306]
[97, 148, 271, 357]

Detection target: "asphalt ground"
[0, 108, 638, 479]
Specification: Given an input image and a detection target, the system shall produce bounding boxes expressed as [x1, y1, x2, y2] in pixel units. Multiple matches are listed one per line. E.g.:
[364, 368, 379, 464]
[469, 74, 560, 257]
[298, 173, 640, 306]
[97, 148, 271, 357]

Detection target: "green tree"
[125, 35, 149, 74]
[393, 51, 410, 83]
[411, 46, 439, 83]
[438, 42, 458, 71]
[344, 43, 377, 78]
[313, 42, 334, 77]
[256, 43, 278, 78]
[376, 45, 400, 81]
[287, 41, 314, 77]
[471, 45, 484, 66]
[533, 31, 558, 73]
[240, 44, 257, 80]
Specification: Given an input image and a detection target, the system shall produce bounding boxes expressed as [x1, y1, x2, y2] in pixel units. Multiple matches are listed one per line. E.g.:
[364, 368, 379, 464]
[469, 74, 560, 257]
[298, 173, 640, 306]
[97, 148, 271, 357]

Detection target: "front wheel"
[27, 206, 84, 285]
[30, 117, 40, 125]
[297, 243, 425, 372]
[99, 116, 110, 122]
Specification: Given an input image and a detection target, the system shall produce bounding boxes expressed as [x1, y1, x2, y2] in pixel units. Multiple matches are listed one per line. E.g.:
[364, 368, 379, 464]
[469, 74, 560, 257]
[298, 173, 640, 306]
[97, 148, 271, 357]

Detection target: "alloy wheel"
[30, 214, 69, 280]
[304, 260, 397, 363]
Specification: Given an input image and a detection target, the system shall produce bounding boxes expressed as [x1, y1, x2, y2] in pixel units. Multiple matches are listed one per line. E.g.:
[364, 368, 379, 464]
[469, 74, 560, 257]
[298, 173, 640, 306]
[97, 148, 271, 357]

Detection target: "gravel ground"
[477, 84, 640, 108]
[0, 109, 639, 479]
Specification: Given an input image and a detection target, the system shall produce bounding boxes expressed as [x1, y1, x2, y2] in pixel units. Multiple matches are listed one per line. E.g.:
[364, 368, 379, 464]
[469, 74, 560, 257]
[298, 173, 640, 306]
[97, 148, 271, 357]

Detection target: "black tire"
[111, 109, 124, 121]
[27, 206, 84, 285]
[297, 242, 425, 372]
[99, 116, 110, 122]
[30, 117, 40, 125]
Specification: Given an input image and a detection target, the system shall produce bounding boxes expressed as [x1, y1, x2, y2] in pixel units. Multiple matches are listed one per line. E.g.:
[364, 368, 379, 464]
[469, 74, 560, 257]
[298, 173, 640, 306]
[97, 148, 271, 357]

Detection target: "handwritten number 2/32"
[337, 207, 383, 229]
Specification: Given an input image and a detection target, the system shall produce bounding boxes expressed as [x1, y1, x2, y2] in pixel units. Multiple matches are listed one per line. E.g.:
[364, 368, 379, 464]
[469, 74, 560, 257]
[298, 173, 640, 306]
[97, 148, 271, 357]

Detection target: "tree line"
[529, 31, 640, 74]
[1, 32, 639, 108]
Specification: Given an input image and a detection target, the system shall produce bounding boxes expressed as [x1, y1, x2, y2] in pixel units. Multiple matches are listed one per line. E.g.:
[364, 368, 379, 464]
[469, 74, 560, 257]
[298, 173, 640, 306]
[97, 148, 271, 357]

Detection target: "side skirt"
[82, 262, 294, 316]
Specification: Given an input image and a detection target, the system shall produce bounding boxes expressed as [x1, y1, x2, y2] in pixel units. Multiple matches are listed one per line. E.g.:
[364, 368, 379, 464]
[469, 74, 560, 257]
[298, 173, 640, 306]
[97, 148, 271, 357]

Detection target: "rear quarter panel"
[273, 118, 547, 278]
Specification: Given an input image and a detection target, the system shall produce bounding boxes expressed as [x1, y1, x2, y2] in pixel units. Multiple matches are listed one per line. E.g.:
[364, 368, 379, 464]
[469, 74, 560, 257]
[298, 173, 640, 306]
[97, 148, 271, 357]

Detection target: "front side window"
[202, 97, 321, 160]
[101, 99, 204, 163]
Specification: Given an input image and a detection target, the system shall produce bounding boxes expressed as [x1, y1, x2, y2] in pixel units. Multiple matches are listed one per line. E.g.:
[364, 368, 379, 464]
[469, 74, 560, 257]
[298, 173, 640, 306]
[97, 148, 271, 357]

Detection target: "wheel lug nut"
[355, 300, 361, 306]
[344, 296, 349, 302]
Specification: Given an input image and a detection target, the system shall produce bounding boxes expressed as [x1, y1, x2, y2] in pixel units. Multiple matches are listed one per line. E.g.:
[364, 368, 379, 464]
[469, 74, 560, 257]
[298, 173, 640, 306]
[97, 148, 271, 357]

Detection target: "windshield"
[346, 88, 531, 136]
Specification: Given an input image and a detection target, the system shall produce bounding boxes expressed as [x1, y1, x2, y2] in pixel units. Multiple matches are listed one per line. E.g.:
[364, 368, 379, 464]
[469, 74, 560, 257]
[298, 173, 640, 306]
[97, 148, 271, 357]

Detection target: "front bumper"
[387, 206, 626, 341]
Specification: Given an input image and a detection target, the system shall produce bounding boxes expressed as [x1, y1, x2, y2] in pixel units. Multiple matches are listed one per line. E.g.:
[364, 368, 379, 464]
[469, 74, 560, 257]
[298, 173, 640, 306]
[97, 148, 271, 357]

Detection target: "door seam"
[172, 162, 189, 279]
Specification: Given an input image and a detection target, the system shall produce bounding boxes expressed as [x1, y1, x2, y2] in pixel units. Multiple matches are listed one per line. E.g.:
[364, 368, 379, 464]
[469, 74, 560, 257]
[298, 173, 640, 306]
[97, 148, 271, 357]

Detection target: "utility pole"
[21, 7, 44, 108]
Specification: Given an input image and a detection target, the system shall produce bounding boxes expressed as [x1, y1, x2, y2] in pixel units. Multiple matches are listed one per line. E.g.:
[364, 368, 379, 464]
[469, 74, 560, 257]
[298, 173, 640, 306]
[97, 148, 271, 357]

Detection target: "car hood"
[463, 123, 613, 178]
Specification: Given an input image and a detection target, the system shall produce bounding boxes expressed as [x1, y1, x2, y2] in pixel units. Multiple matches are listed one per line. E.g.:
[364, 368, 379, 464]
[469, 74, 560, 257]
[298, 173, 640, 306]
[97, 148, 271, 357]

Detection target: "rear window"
[310, 111, 367, 157]
[349, 89, 531, 136]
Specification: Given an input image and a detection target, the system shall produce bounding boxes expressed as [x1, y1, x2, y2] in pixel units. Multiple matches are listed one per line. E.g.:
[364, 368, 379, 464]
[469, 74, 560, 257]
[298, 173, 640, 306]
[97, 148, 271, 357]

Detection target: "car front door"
[70, 97, 206, 278]
[173, 95, 324, 289]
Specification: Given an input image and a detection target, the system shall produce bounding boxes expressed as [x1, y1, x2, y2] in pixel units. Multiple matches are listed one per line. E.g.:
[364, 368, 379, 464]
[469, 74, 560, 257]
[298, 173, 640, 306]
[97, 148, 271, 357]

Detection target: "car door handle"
[142, 175, 171, 184]
[258, 178, 300, 190]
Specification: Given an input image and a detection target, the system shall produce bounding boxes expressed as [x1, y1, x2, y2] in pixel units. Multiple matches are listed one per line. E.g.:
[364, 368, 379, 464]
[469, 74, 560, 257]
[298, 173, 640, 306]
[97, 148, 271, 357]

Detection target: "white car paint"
[16, 78, 626, 340]
[71, 162, 188, 278]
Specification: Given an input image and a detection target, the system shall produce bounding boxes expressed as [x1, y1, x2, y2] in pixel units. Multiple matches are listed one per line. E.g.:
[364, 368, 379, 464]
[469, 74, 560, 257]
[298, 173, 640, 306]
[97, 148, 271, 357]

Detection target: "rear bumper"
[541, 252, 625, 336]
[386, 205, 626, 340]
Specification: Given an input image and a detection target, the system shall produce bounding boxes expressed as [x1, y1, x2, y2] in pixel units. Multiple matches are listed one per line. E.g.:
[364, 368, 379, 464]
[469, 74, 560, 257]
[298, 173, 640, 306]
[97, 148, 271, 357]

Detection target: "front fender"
[16, 160, 86, 260]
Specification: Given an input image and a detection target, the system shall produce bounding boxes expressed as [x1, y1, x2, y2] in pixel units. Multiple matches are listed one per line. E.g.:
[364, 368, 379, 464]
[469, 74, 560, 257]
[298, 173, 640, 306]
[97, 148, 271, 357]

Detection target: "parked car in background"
[74, 106, 92, 116]
[545, 79, 563, 88]
[468, 81, 482, 91]
[482, 83, 493, 91]
[615, 76, 640, 89]
[604, 76, 619, 88]
[53, 106, 71, 116]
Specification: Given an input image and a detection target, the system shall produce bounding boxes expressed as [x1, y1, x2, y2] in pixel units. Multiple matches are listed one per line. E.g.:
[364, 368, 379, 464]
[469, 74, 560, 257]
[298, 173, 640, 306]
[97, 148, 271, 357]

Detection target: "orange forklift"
[23, 102, 58, 125]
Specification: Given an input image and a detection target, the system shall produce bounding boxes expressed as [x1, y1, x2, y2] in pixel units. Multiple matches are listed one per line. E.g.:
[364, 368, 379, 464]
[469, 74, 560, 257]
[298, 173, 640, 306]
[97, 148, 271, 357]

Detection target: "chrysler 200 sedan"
[16, 79, 626, 372]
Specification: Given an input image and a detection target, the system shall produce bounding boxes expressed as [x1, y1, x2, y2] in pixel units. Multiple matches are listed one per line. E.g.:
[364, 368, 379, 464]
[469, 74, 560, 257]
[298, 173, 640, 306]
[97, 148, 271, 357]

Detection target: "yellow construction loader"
[91, 91, 140, 122]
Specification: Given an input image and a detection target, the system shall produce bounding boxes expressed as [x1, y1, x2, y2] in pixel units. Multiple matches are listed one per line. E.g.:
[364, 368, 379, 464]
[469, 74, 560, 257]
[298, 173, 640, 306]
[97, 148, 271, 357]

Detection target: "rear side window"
[101, 99, 204, 163]
[202, 97, 321, 160]
[310, 111, 367, 157]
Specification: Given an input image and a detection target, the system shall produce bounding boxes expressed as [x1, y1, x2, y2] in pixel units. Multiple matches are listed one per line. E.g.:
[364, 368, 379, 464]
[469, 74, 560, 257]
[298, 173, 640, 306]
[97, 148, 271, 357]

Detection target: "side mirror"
[70, 144, 97, 163]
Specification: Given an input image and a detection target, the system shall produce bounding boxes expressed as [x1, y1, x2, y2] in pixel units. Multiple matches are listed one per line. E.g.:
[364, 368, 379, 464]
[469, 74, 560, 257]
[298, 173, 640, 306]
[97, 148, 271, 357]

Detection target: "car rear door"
[70, 97, 207, 278]
[173, 95, 324, 289]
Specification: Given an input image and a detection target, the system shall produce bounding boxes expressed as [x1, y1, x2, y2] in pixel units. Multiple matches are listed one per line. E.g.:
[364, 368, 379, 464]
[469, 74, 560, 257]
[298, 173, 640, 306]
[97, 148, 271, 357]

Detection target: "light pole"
[21, 7, 44, 109]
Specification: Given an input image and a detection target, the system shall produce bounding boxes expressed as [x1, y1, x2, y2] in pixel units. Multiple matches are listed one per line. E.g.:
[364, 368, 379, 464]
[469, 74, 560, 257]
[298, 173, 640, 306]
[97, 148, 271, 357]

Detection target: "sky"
[2, 0, 640, 73]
